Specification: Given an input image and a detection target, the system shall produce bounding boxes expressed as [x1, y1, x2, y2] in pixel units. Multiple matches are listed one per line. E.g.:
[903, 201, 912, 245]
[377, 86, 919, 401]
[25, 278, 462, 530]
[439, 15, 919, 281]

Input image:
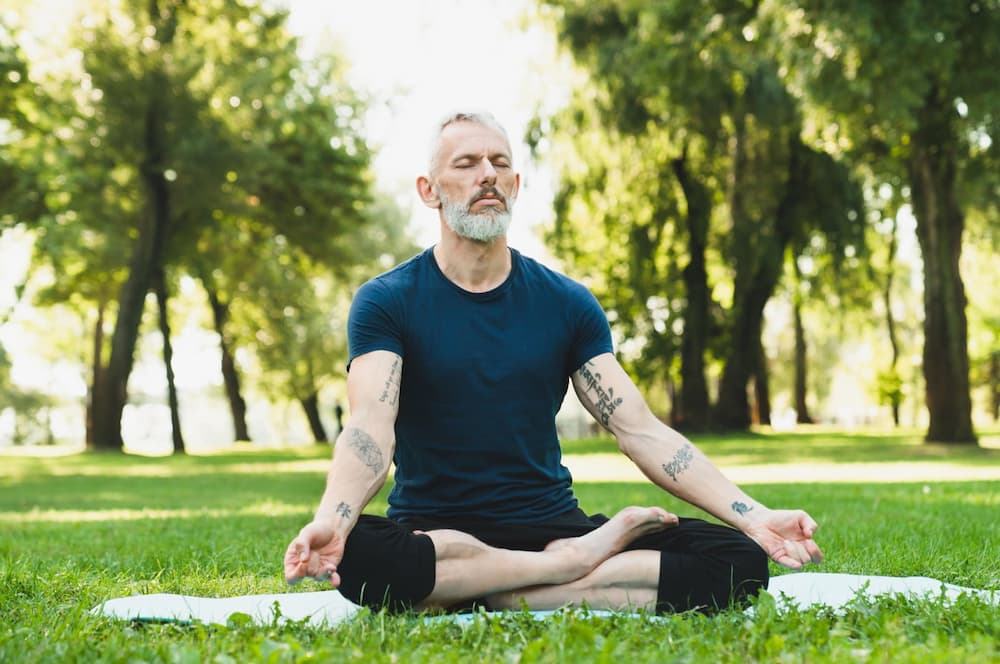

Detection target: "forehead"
[438, 121, 512, 162]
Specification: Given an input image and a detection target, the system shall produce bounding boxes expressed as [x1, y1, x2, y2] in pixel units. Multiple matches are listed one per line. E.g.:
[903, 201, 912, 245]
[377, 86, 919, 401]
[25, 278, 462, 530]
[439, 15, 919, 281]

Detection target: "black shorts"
[336, 508, 768, 614]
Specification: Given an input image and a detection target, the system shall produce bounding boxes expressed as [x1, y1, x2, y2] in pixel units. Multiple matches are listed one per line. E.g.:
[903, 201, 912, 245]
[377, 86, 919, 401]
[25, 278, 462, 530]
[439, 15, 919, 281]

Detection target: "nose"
[478, 158, 497, 184]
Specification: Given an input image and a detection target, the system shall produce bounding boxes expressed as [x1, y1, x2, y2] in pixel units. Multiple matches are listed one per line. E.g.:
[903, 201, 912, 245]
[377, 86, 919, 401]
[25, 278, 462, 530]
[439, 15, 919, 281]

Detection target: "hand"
[744, 509, 824, 570]
[283, 520, 346, 587]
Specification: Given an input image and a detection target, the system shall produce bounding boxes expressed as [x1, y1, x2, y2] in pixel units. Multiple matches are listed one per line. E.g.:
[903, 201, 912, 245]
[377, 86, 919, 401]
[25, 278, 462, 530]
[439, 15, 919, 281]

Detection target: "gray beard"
[440, 196, 513, 243]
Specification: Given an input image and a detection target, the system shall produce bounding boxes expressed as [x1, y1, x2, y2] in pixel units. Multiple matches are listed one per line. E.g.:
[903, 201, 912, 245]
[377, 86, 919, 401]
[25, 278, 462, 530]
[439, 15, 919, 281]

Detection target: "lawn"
[1, 431, 998, 662]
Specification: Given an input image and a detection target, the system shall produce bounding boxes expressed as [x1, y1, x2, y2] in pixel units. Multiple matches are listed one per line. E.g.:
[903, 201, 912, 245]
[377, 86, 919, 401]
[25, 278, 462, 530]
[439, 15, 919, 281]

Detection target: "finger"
[296, 538, 311, 563]
[783, 539, 810, 566]
[774, 553, 803, 571]
[799, 512, 819, 537]
[805, 539, 824, 564]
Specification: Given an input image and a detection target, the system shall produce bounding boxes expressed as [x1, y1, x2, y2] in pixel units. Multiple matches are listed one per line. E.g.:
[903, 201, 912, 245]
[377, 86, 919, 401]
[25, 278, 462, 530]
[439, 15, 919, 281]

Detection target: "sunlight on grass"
[0, 501, 308, 524]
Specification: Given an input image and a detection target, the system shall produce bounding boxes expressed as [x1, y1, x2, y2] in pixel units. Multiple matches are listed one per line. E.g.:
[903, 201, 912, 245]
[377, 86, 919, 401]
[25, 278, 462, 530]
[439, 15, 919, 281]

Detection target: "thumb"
[295, 535, 311, 563]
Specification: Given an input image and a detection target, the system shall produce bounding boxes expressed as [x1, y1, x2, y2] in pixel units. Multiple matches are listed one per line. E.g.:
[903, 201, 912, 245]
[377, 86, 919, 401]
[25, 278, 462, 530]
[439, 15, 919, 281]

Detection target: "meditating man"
[283, 111, 823, 614]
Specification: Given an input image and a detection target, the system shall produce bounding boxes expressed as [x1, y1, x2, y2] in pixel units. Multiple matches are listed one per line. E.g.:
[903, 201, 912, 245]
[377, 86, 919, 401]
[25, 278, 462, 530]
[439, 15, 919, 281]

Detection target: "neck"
[433, 222, 511, 292]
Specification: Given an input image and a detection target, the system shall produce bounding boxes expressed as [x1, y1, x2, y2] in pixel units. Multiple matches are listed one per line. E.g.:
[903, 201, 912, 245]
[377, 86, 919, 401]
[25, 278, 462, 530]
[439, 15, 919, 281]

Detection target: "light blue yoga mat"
[92, 573, 997, 627]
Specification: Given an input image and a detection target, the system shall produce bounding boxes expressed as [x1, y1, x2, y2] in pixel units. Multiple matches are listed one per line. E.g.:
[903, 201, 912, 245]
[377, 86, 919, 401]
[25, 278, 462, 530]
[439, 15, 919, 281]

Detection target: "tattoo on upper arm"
[346, 427, 385, 476]
[378, 356, 401, 406]
[731, 501, 753, 517]
[576, 361, 624, 426]
[662, 443, 694, 481]
[336, 502, 352, 520]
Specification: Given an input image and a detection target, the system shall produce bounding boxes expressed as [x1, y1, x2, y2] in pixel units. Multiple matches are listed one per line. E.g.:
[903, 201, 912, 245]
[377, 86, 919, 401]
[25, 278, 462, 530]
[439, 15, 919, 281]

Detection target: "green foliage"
[765, 0, 1000, 442]
[538, 1, 867, 427]
[1, 1, 407, 447]
[1, 440, 998, 662]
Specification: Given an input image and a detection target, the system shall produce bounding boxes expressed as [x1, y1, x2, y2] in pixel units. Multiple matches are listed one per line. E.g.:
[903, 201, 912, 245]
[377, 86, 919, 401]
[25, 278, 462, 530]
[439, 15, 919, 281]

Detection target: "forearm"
[313, 423, 393, 537]
[617, 422, 767, 531]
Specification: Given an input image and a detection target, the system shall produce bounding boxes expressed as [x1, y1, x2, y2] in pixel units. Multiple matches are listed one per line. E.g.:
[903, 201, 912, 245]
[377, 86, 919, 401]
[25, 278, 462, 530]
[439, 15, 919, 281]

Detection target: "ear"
[416, 176, 440, 209]
[511, 172, 521, 201]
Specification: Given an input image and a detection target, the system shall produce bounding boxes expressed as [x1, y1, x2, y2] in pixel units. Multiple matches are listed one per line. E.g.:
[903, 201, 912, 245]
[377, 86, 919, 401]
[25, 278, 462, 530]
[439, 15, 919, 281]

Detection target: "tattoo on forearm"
[335, 502, 352, 520]
[577, 361, 624, 426]
[731, 501, 753, 517]
[662, 443, 694, 481]
[346, 427, 385, 476]
[378, 357, 401, 406]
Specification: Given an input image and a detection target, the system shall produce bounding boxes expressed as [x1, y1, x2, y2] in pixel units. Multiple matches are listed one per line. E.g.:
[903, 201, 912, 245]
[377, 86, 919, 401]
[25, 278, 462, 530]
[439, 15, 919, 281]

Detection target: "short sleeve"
[347, 278, 405, 370]
[567, 284, 614, 373]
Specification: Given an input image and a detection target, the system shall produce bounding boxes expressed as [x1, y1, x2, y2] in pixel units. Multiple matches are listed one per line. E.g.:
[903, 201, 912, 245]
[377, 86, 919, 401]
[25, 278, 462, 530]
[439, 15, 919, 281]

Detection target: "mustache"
[468, 186, 507, 208]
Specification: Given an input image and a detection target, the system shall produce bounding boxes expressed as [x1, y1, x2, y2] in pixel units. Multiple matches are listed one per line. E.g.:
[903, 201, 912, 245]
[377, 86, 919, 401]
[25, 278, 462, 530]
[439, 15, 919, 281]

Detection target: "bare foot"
[547, 506, 677, 581]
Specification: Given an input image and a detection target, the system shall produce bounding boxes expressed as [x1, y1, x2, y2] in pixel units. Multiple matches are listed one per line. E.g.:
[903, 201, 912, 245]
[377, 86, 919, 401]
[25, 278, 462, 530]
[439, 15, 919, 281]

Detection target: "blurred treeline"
[534, 1, 999, 444]
[1, 1, 998, 451]
[0, 1, 416, 452]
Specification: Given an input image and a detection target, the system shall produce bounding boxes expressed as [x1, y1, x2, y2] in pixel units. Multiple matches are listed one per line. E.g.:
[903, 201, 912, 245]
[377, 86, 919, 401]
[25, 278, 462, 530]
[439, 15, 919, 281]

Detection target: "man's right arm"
[283, 350, 401, 584]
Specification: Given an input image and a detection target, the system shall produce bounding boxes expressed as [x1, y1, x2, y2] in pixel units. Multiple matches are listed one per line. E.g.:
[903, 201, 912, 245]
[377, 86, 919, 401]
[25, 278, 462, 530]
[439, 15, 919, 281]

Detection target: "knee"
[727, 537, 769, 606]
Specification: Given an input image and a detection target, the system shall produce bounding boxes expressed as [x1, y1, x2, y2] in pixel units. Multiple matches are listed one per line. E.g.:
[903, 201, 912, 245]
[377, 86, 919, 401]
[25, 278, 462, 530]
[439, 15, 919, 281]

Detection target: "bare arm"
[315, 350, 401, 536]
[283, 350, 401, 584]
[572, 353, 822, 569]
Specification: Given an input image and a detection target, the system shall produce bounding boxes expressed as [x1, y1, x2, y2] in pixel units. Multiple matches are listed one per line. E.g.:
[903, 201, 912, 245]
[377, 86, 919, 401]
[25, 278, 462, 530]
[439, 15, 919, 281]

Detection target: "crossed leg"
[415, 506, 674, 610]
[485, 549, 661, 612]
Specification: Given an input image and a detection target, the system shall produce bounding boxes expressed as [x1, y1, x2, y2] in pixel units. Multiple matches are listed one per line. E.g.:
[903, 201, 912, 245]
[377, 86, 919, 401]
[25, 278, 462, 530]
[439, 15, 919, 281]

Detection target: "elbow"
[612, 412, 672, 460]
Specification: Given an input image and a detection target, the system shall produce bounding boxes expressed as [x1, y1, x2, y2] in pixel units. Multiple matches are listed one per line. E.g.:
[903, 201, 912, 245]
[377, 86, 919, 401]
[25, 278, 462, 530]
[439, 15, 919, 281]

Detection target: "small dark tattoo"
[577, 361, 624, 426]
[662, 443, 694, 481]
[335, 502, 352, 520]
[731, 501, 754, 517]
[346, 427, 385, 476]
[378, 357, 401, 405]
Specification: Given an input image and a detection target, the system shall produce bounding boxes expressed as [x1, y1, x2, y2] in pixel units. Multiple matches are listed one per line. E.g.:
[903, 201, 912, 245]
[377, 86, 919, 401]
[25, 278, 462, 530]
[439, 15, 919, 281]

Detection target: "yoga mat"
[92, 573, 997, 627]
[92, 590, 360, 626]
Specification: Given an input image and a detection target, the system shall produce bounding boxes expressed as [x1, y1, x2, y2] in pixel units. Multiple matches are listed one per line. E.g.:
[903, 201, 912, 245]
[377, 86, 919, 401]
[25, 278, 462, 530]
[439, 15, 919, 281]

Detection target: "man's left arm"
[571, 352, 824, 570]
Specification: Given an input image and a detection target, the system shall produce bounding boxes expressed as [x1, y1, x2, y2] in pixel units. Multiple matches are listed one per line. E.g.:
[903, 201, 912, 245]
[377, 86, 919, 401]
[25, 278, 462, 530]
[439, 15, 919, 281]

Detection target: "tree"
[540, 1, 864, 429]
[27, 0, 381, 450]
[767, 1, 1000, 443]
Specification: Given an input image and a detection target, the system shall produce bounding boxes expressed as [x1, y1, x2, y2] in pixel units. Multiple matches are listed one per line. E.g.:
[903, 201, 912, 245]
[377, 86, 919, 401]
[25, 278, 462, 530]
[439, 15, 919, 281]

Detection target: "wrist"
[315, 500, 357, 536]
[730, 500, 769, 529]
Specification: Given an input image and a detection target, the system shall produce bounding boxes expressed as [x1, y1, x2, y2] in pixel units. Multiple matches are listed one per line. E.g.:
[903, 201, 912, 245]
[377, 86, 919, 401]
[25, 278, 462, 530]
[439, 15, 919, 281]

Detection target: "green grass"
[1, 436, 998, 662]
[561, 425, 1000, 465]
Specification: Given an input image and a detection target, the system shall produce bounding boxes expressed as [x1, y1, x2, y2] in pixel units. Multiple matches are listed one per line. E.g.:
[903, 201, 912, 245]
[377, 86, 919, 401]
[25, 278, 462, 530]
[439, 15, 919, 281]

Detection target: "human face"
[423, 121, 520, 242]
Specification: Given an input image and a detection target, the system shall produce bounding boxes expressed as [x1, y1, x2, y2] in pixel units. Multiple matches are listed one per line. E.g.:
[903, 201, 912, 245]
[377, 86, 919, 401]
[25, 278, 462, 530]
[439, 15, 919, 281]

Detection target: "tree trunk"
[300, 392, 328, 443]
[754, 338, 771, 426]
[716, 132, 799, 429]
[206, 287, 251, 442]
[86, 300, 106, 449]
[792, 258, 814, 424]
[991, 351, 999, 422]
[882, 215, 902, 427]
[907, 92, 976, 444]
[89, 2, 179, 451]
[671, 146, 713, 431]
[153, 269, 184, 454]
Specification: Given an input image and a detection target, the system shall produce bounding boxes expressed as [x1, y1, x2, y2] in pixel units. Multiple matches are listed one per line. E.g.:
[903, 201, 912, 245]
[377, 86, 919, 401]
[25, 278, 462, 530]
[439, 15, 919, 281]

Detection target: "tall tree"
[30, 0, 379, 450]
[87, 0, 185, 450]
[541, 1, 864, 429]
[767, 1, 1000, 443]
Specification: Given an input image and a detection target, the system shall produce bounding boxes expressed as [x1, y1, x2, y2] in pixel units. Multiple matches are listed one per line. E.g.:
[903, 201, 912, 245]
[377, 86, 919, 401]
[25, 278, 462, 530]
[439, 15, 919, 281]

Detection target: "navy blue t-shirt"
[347, 247, 613, 523]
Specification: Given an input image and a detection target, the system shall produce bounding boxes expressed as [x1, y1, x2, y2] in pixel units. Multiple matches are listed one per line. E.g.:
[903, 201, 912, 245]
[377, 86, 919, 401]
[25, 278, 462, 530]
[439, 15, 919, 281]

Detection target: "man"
[284, 111, 823, 614]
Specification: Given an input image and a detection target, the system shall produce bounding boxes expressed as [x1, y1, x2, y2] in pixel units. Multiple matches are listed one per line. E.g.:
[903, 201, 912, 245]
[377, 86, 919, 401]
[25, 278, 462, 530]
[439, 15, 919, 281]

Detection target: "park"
[2, 0, 999, 662]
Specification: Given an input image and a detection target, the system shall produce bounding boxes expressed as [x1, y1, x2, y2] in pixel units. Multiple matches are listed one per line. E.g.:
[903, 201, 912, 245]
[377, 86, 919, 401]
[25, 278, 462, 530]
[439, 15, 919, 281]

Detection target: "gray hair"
[427, 111, 512, 178]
